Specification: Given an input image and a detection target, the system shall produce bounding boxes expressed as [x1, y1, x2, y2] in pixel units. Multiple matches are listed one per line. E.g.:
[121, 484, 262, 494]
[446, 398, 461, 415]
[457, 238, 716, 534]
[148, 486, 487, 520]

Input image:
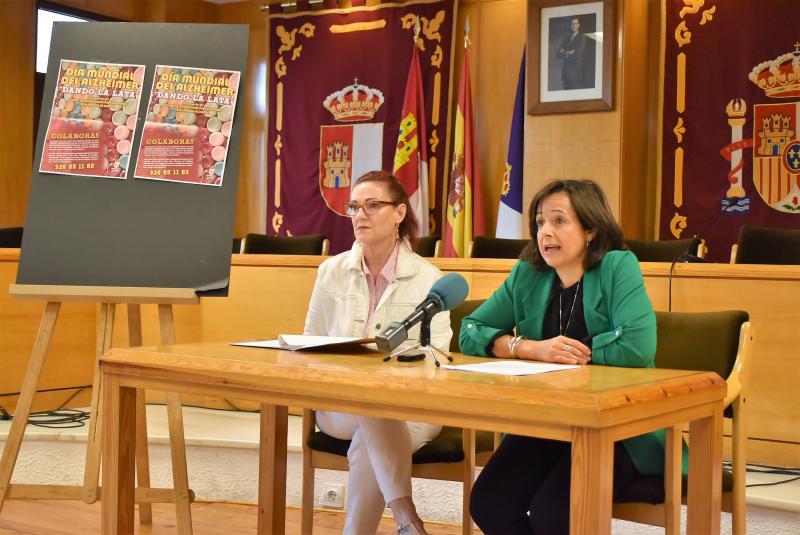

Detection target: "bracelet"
[507, 335, 527, 358]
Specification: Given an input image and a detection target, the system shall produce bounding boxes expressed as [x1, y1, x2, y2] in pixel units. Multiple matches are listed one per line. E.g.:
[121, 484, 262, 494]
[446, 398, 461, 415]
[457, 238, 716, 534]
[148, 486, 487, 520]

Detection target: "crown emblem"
[749, 43, 800, 98]
[323, 79, 384, 122]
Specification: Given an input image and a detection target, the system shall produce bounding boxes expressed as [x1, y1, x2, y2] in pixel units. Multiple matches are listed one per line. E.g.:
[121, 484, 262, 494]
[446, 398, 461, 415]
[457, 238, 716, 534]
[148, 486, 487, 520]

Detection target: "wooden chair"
[301, 299, 492, 535]
[412, 235, 442, 258]
[625, 237, 705, 262]
[730, 225, 800, 264]
[0, 226, 23, 248]
[467, 236, 529, 259]
[241, 233, 329, 255]
[613, 310, 753, 535]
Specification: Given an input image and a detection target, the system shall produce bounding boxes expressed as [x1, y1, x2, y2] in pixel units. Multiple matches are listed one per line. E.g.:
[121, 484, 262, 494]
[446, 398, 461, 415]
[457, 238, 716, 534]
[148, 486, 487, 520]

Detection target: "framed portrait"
[527, 0, 614, 114]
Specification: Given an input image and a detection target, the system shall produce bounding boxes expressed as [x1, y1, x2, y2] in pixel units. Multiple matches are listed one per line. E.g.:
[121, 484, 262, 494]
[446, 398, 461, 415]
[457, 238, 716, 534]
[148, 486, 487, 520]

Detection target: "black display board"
[17, 23, 249, 295]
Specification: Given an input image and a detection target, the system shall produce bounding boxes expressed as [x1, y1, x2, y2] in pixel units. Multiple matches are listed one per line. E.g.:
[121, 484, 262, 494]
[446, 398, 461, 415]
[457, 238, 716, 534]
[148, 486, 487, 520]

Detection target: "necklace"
[559, 278, 582, 336]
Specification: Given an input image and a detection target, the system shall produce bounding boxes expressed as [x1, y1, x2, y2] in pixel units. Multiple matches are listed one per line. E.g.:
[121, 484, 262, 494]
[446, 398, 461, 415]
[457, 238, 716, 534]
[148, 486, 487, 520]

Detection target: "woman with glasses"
[304, 170, 451, 535]
[461, 179, 659, 534]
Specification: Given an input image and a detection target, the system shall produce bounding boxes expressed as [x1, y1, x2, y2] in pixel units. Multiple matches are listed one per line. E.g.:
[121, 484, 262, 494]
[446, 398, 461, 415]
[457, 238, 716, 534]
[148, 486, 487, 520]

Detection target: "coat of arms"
[720, 44, 800, 214]
[319, 80, 384, 216]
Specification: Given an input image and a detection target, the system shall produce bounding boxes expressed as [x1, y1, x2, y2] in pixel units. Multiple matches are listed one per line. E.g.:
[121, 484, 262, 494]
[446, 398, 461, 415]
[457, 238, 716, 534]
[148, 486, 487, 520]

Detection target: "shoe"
[395, 519, 428, 535]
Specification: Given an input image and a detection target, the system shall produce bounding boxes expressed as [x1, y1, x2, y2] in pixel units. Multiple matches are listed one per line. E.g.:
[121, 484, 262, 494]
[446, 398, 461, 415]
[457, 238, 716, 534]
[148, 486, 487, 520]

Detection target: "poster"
[133, 65, 240, 186]
[39, 59, 145, 179]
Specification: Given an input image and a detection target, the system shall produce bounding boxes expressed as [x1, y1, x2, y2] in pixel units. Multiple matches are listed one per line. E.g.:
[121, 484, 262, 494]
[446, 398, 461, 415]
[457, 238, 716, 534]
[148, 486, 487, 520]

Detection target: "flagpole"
[440, 3, 459, 243]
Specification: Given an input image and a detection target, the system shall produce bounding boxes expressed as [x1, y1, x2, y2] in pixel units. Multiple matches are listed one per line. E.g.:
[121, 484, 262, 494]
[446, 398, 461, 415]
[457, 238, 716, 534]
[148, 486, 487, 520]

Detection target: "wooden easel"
[0, 284, 199, 534]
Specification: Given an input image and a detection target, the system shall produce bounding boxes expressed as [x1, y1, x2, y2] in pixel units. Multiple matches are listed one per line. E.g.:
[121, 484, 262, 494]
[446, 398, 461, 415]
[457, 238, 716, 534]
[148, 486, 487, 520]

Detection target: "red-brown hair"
[353, 170, 420, 246]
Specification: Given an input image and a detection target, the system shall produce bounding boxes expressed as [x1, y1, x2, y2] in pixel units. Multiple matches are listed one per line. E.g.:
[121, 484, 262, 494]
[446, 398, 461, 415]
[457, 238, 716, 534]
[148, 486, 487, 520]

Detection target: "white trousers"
[315, 410, 441, 535]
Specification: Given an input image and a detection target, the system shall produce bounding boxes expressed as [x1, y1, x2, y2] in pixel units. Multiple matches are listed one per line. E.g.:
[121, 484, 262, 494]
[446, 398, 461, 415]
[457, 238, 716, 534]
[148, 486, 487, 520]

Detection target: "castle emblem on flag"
[319, 79, 384, 216]
[719, 44, 800, 214]
[322, 141, 351, 189]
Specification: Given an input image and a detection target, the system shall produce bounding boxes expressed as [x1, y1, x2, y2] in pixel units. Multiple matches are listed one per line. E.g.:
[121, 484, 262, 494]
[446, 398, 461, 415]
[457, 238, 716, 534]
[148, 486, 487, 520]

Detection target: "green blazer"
[460, 250, 686, 477]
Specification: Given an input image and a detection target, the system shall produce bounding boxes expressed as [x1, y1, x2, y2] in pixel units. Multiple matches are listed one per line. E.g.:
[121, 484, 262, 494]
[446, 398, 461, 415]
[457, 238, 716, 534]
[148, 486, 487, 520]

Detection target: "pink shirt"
[361, 241, 399, 336]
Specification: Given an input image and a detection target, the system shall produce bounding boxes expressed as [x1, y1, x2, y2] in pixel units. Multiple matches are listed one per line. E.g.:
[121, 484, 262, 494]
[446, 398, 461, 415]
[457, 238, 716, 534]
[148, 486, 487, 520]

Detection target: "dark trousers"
[470, 435, 641, 534]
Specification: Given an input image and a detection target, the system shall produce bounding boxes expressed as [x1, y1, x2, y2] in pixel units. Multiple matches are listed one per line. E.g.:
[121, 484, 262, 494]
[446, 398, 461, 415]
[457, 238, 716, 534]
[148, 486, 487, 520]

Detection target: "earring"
[586, 240, 591, 248]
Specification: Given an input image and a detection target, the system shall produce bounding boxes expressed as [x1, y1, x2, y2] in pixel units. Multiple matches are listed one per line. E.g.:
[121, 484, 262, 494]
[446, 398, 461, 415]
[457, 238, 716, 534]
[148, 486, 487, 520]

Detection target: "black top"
[542, 276, 590, 347]
[485, 274, 591, 356]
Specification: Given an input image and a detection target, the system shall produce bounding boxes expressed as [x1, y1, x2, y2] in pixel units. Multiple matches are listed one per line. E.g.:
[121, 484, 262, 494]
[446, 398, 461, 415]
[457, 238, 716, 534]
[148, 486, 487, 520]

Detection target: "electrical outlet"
[320, 482, 345, 509]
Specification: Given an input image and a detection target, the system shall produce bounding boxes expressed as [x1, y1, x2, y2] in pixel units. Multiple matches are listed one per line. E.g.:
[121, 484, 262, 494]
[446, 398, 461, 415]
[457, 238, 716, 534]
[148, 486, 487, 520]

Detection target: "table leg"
[570, 428, 613, 535]
[664, 425, 683, 535]
[258, 403, 288, 535]
[166, 392, 193, 535]
[0, 301, 60, 512]
[101, 375, 136, 534]
[687, 402, 723, 534]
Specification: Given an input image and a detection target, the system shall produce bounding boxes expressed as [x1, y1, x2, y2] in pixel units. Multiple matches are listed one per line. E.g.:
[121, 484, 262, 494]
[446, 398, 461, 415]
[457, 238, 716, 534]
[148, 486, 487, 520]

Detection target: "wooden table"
[100, 342, 725, 535]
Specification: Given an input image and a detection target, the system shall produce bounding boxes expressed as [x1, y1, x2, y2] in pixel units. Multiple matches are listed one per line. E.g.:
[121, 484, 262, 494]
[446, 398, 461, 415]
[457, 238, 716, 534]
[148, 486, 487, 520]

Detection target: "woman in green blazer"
[461, 179, 661, 534]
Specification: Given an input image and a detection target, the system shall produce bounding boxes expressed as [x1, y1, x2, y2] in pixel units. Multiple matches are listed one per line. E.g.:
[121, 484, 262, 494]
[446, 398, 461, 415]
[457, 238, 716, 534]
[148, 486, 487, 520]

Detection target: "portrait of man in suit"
[547, 12, 596, 91]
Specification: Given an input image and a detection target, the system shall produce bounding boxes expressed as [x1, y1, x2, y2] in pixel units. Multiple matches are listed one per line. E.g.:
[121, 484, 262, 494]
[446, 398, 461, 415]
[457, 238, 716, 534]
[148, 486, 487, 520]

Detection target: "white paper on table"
[442, 360, 579, 376]
[231, 334, 376, 351]
[231, 339, 283, 349]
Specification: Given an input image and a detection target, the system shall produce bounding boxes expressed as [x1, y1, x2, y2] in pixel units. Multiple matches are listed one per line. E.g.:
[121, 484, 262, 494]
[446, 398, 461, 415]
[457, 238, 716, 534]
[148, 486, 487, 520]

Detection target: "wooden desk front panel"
[2, 251, 798, 465]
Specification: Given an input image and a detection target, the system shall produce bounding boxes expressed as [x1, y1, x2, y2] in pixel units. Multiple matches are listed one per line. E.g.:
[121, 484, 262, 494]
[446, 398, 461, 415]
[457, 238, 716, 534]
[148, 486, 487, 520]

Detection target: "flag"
[496, 50, 525, 239]
[266, 2, 455, 255]
[393, 41, 429, 236]
[443, 43, 485, 257]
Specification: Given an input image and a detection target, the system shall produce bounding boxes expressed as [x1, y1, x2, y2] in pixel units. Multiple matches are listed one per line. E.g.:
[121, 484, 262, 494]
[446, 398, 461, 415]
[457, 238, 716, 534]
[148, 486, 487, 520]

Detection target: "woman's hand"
[518, 336, 591, 365]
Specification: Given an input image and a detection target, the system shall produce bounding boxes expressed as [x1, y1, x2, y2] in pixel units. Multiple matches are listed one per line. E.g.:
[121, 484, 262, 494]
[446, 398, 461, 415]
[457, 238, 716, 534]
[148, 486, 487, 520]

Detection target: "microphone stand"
[382, 317, 453, 367]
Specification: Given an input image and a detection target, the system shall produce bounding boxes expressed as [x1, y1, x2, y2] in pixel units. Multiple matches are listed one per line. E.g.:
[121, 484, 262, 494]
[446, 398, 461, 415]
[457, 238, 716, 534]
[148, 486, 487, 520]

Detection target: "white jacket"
[303, 241, 452, 351]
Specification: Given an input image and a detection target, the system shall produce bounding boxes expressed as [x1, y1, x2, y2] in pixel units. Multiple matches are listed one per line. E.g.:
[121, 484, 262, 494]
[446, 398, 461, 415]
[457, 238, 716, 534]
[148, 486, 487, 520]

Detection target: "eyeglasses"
[343, 199, 396, 217]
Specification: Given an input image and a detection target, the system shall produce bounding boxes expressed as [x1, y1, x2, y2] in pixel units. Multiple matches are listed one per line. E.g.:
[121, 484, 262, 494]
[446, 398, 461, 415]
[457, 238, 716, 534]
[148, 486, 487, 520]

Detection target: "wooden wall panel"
[473, 0, 527, 237]
[618, 0, 651, 240]
[0, 0, 35, 228]
[164, 0, 216, 22]
[217, 1, 268, 237]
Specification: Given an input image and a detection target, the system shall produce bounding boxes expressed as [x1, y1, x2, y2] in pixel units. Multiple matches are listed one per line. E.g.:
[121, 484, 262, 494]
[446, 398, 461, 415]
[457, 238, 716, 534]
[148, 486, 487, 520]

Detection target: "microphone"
[376, 272, 469, 352]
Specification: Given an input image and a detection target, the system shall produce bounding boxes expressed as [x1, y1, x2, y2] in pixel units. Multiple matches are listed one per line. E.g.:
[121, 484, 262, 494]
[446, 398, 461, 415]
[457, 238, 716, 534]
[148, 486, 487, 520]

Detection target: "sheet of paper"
[442, 360, 579, 376]
[231, 339, 282, 349]
[231, 335, 376, 351]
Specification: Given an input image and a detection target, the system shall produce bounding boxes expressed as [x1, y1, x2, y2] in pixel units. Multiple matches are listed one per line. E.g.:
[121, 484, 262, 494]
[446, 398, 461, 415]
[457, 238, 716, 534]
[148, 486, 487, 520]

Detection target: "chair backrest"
[734, 225, 800, 265]
[241, 233, 329, 255]
[625, 237, 701, 262]
[412, 235, 441, 257]
[448, 299, 485, 352]
[469, 236, 529, 259]
[0, 227, 23, 248]
[654, 310, 748, 382]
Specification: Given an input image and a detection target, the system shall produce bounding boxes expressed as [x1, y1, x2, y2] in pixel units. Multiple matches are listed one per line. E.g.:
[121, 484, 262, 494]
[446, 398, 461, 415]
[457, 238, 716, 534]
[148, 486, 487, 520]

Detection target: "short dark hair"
[522, 179, 624, 271]
[353, 170, 420, 246]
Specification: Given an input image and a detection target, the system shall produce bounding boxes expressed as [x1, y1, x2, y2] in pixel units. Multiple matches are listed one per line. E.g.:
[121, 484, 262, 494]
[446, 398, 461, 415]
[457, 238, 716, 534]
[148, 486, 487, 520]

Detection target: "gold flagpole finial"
[464, 18, 471, 49]
[413, 17, 422, 48]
